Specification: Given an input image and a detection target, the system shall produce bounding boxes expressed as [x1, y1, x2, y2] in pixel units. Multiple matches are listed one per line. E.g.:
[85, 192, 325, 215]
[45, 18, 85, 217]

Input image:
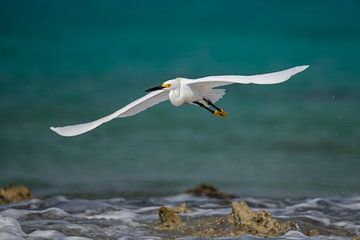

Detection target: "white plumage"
[50, 65, 309, 137]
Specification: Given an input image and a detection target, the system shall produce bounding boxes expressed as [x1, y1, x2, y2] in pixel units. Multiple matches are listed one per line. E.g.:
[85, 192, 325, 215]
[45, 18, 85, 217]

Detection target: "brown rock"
[153, 201, 299, 238]
[186, 184, 236, 199]
[307, 229, 320, 236]
[0, 185, 33, 205]
[228, 201, 298, 237]
[157, 206, 182, 229]
[228, 201, 256, 224]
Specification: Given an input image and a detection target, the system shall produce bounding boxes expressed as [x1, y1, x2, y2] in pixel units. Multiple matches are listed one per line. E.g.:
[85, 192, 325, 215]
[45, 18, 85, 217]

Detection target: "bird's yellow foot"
[213, 109, 228, 118]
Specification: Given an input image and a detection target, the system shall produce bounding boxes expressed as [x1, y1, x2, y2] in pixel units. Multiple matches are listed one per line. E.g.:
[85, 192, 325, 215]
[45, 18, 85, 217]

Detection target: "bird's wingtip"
[299, 65, 310, 71]
[50, 126, 65, 136]
[292, 65, 309, 75]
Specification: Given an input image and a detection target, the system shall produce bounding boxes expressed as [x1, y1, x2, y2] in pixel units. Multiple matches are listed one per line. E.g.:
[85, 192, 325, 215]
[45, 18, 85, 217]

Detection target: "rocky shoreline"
[151, 185, 358, 239]
[154, 201, 298, 238]
[1, 184, 359, 239]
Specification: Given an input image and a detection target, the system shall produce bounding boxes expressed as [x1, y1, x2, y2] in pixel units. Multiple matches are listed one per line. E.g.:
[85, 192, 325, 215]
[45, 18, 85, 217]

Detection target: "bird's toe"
[214, 109, 228, 118]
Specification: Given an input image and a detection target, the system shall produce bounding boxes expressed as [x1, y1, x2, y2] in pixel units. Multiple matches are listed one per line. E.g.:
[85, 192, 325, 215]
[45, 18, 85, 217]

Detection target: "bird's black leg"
[193, 101, 214, 114]
[203, 98, 228, 118]
[203, 99, 221, 111]
[193, 100, 228, 117]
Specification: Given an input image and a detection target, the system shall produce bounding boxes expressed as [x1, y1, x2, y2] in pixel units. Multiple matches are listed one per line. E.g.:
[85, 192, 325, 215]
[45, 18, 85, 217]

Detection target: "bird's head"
[145, 78, 180, 92]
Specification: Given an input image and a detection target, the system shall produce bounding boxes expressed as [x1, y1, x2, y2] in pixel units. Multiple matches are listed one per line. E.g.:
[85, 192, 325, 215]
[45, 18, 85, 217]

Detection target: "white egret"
[50, 65, 309, 137]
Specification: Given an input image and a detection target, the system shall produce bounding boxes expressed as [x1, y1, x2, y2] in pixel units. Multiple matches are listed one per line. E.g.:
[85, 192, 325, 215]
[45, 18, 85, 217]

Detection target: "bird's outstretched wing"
[50, 90, 169, 137]
[188, 65, 309, 89]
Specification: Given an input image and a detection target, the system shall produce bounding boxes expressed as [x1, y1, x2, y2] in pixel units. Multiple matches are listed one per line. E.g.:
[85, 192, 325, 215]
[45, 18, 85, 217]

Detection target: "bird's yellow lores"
[162, 83, 172, 89]
[51, 65, 309, 137]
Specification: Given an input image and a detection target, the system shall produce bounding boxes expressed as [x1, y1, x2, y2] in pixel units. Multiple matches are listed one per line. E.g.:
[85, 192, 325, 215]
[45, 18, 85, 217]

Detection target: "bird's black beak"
[145, 85, 164, 92]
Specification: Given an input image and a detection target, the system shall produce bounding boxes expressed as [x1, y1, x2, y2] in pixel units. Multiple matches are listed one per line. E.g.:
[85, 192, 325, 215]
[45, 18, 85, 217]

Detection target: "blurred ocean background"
[0, 0, 359, 198]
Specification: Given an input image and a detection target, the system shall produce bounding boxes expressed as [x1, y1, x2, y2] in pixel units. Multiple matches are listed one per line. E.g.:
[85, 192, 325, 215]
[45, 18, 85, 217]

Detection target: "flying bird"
[50, 65, 309, 137]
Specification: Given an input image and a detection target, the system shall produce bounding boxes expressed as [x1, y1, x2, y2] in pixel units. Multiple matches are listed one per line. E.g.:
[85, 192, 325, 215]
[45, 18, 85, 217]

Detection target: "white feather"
[188, 65, 309, 88]
[50, 90, 168, 137]
[207, 88, 226, 104]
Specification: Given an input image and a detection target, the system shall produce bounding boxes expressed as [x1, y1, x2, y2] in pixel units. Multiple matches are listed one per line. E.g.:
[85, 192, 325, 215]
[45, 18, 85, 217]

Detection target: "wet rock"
[306, 229, 320, 236]
[352, 236, 360, 240]
[155, 204, 189, 230]
[0, 185, 33, 205]
[186, 184, 236, 199]
[228, 201, 298, 237]
[228, 201, 256, 225]
[153, 201, 298, 238]
[157, 206, 182, 229]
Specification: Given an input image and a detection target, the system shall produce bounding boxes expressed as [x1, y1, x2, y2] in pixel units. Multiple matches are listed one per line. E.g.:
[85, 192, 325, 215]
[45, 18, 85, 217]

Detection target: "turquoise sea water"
[0, 0, 359, 197]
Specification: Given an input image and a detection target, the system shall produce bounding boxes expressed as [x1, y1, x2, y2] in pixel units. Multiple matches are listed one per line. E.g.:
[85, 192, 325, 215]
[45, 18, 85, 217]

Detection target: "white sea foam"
[1, 207, 70, 220]
[0, 216, 26, 240]
[158, 193, 212, 203]
[28, 230, 91, 240]
[0, 209, 30, 220]
[81, 209, 136, 220]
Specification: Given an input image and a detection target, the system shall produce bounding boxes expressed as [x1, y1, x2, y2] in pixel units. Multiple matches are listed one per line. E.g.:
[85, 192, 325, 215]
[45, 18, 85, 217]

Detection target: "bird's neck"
[171, 87, 181, 98]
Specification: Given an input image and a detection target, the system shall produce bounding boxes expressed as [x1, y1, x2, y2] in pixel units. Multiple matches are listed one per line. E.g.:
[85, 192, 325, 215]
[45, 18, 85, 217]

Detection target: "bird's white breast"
[169, 84, 195, 106]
